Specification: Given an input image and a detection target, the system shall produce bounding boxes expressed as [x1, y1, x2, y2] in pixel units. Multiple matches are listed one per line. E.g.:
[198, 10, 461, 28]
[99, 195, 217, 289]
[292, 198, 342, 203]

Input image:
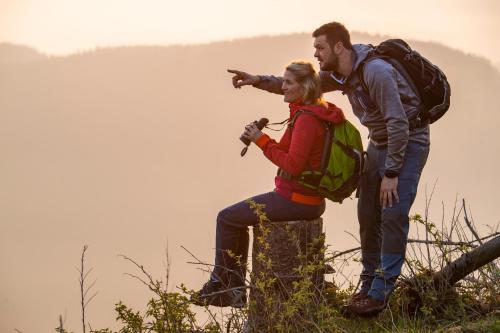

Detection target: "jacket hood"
[289, 102, 345, 124]
[351, 43, 373, 72]
[329, 44, 373, 84]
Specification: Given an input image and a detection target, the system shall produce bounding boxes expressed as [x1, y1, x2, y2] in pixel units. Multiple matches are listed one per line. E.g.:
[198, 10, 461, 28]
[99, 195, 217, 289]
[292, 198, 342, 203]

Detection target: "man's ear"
[333, 41, 344, 54]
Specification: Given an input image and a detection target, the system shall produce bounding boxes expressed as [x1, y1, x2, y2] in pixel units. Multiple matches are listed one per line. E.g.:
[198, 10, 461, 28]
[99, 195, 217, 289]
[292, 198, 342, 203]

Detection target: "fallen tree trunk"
[433, 235, 500, 286]
[399, 235, 500, 313]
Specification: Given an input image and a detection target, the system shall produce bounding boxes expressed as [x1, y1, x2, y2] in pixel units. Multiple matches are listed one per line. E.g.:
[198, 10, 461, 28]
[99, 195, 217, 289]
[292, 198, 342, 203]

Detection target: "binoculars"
[240, 118, 269, 156]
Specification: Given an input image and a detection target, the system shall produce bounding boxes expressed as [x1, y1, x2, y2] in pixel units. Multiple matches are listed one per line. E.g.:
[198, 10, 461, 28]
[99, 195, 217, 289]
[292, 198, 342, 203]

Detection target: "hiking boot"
[191, 280, 246, 308]
[349, 292, 368, 303]
[344, 295, 386, 317]
[341, 292, 368, 316]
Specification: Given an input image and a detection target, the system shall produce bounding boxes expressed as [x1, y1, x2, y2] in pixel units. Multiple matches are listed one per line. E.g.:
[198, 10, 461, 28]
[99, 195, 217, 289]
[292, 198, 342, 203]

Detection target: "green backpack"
[291, 110, 364, 203]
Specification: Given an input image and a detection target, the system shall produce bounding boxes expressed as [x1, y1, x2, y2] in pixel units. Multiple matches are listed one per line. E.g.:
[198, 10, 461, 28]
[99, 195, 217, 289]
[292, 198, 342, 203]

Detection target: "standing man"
[228, 22, 430, 316]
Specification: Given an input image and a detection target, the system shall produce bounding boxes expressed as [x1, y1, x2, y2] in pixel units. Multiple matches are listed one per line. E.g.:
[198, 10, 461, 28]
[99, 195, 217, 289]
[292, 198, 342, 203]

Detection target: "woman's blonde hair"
[285, 61, 325, 106]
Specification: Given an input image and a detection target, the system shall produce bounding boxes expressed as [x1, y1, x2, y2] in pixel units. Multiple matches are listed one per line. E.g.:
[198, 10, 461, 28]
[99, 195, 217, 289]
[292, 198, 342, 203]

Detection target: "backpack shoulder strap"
[357, 51, 421, 101]
[356, 53, 391, 95]
[357, 52, 425, 130]
[289, 109, 333, 173]
[289, 109, 329, 129]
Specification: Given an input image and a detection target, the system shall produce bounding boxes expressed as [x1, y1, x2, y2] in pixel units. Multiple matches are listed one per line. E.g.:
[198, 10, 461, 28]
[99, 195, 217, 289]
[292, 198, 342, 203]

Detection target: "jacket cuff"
[255, 134, 271, 149]
[384, 170, 399, 178]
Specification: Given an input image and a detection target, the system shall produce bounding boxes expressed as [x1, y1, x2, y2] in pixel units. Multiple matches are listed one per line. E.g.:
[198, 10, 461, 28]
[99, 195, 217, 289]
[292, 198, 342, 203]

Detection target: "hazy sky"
[1, 0, 500, 66]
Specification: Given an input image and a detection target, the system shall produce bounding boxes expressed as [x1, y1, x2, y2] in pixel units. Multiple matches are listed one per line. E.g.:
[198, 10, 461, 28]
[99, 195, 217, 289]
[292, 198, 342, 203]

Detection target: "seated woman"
[192, 60, 345, 307]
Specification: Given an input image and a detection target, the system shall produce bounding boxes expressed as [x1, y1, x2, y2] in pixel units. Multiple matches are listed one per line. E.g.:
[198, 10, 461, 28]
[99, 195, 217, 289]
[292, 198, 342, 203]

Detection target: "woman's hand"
[242, 123, 263, 143]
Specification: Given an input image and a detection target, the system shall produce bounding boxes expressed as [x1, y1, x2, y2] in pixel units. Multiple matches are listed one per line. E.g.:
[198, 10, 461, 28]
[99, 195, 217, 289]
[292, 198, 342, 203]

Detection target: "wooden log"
[245, 218, 324, 333]
[399, 235, 500, 313]
[433, 235, 500, 287]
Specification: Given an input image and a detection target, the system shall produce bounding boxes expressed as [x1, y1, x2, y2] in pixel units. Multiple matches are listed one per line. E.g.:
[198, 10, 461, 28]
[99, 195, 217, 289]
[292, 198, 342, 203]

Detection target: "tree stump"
[245, 218, 325, 333]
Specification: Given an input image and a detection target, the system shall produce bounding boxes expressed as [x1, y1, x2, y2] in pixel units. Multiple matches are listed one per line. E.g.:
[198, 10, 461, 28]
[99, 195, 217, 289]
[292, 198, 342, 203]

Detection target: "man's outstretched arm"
[227, 69, 341, 94]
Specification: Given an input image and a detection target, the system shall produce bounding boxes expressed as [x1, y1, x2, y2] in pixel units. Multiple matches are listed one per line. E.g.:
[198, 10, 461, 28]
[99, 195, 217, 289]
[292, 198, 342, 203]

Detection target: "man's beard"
[321, 53, 339, 72]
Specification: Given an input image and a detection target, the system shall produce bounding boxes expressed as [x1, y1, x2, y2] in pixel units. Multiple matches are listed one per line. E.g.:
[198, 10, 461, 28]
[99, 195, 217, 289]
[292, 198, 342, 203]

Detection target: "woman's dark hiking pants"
[358, 141, 429, 301]
[211, 191, 325, 287]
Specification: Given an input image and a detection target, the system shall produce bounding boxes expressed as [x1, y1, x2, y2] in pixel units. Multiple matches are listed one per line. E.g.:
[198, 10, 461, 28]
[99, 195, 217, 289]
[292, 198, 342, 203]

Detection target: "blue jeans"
[211, 191, 325, 286]
[358, 141, 429, 301]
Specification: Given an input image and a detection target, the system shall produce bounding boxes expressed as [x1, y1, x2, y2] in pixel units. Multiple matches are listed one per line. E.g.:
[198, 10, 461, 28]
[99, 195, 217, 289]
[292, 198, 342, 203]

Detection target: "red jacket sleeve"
[255, 115, 323, 175]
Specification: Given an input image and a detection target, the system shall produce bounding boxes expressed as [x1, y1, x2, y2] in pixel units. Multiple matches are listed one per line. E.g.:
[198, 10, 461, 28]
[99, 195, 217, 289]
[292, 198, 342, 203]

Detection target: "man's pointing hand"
[227, 69, 260, 88]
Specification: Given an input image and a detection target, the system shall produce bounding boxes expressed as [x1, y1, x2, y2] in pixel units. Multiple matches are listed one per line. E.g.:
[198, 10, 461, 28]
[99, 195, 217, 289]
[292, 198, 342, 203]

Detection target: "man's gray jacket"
[254, 44, 430, 176]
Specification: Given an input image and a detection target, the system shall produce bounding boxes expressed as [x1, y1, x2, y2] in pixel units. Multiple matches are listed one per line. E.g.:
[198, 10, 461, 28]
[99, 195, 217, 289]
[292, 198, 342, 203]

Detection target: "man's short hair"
[313, 22, 352, 50]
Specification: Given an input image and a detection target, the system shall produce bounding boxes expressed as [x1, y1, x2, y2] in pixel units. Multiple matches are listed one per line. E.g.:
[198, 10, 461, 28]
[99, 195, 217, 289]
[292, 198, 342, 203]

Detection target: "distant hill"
[1, 32, 499, 333]
[0, 43, 46, 63]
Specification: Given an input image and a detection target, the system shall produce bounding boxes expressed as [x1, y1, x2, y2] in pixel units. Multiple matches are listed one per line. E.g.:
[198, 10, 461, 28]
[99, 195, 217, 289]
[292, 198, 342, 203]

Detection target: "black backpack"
[359, 39, 451, 126]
